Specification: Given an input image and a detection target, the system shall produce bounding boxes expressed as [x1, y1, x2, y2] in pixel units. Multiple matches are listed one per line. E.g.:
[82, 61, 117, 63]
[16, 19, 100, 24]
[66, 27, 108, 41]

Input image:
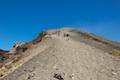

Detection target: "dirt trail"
[0, 28, 120, 80]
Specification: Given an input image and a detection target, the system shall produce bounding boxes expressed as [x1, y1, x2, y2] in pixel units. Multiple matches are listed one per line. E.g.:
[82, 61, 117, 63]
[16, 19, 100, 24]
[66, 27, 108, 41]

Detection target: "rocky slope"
[0, 50, 8, 55]
[0, 28, 120, 80]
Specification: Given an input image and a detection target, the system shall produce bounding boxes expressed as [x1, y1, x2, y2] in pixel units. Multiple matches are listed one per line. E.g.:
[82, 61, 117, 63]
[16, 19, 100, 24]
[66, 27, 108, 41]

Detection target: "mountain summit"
[0, 28, 120, 80]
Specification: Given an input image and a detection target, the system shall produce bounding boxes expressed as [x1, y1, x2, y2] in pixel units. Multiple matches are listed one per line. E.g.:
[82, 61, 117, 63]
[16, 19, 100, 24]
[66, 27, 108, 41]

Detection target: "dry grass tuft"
[109, 50, 120, 57]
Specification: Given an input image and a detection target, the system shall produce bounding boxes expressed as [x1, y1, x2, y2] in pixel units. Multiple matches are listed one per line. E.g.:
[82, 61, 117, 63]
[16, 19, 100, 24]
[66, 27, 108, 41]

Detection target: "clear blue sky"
[0, 0, 120, 50]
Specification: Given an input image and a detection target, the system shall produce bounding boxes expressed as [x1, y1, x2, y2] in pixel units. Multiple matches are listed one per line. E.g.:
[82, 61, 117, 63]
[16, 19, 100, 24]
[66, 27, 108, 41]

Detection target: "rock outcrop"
[0, 50, 8, 55]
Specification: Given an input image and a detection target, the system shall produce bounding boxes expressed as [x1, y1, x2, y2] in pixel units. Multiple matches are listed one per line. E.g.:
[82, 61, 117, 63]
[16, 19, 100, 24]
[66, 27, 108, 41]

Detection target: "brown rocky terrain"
[0, 50, 8, 55]
[0, 28, 120, 80]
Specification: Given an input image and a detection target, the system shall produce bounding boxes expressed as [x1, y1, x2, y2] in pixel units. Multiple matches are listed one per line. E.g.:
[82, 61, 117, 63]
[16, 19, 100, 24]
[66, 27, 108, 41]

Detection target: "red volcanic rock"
[0, 49, 8, 55]
[32, 31, 47, 44]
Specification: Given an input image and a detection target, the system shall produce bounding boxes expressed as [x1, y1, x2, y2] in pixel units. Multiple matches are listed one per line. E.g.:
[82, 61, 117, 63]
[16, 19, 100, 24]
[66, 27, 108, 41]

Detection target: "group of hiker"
[0, 30, 69, 65]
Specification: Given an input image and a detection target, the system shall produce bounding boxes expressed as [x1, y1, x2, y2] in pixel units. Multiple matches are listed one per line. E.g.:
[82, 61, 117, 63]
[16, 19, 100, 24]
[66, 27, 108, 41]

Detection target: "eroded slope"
[0, 28, 120, 80]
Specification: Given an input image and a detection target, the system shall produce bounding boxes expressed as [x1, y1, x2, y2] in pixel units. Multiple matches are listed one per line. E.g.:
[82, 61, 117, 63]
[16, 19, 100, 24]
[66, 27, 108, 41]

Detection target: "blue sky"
[0, 0, 120, 50]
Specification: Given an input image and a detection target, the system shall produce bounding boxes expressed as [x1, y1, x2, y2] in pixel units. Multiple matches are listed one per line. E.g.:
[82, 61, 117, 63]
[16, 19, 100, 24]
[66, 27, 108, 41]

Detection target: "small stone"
[53, 73, 64, 80]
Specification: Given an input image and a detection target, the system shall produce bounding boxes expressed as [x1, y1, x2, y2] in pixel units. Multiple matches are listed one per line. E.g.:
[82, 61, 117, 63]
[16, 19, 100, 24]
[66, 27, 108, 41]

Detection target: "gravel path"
[1, 29, 120, 80]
